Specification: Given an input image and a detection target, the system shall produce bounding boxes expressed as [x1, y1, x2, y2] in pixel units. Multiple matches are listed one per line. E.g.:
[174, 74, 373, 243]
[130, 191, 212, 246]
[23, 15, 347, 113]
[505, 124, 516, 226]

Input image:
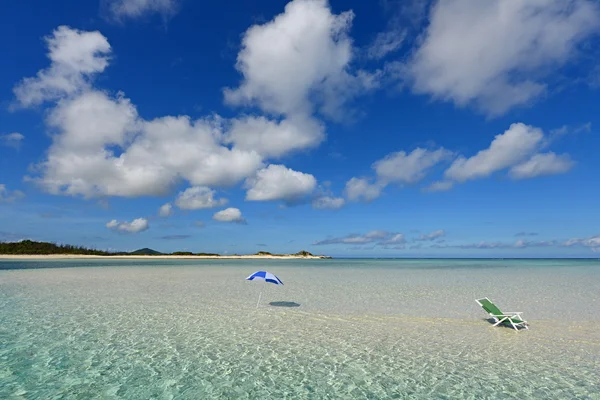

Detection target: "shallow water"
[1, 259, 599, 399]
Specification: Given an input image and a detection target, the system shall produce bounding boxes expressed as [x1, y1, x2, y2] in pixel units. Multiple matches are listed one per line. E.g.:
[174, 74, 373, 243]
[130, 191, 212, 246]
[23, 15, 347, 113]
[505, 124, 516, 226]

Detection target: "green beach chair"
[475, 297, 528, 331]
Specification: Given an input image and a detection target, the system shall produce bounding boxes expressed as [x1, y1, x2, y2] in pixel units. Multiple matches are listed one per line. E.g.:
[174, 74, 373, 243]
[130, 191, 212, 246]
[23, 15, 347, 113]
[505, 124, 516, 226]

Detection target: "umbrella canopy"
[246, 271, 283, 308]
[246, 271, 284, 285]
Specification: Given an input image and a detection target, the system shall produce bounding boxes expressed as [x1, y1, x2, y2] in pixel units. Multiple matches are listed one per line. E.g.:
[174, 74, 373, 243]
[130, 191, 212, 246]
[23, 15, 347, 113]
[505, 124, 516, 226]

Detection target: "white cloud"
[223, 0, 375, 119]
[13, 26, 111, 107]
[423, 180, 454, 192]
[194, 220, 205, 228]
[158, 203, 173, 217]
[245, 164, 317, 203]
[445, 123, 544, 182]
[17, 25, 333, 200]
[106, 0, 179, 20]
[312, 196, 345, 210]
[312, 182, 345, 210]
[344, 177, 385, 202]
[314, 230, 404, 246]
[350, 123, 574, 196]
[509, 152, 575, 179]
[417, 229, 446, 241]
[380, 233, 406, 245]
[367, 29, 406, 60]
[563, 235, 600, 251]
[0, 133, 25, 148]
[213, 208, 246, 224]
[30, 91, 263, 198]
[174, 186, 228, 210]
[106, 217, 149, 233]
[226, 115, 324, 158]
[0, 184, 25, 203]
[436, 239, 557, 249]
[374, 147, 453, 184]
[407, 0, 600, 115]
[346, 147, 451, 200]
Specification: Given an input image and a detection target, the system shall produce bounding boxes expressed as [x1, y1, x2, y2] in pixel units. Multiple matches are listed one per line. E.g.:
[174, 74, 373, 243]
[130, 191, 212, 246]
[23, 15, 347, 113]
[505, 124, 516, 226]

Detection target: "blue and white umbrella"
[246, 271, 283, 308]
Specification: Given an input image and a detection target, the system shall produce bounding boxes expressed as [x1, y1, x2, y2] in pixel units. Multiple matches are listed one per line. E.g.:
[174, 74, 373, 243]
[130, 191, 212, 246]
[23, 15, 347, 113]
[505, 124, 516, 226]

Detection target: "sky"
[1, 0, 600, 257]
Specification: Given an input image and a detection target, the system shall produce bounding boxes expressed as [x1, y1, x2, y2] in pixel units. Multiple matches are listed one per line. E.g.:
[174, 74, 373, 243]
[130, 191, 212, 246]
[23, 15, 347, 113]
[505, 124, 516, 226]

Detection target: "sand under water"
[1, 258, 599, 399]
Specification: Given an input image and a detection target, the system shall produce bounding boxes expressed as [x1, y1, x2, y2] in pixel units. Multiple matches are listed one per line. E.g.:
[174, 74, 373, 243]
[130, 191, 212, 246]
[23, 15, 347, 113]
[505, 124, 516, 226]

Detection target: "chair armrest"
[493, 313, 523, 317]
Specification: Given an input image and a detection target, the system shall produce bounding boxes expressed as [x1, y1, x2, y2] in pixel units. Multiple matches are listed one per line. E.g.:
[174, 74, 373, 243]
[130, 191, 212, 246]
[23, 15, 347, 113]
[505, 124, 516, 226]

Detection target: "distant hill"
[129, 248, 163, 255]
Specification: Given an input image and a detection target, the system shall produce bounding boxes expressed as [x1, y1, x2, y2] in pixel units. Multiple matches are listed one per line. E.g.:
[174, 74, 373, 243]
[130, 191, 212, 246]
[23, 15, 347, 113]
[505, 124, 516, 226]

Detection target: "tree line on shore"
[0, 240, 320, 257]
[0, 240, 220, 256]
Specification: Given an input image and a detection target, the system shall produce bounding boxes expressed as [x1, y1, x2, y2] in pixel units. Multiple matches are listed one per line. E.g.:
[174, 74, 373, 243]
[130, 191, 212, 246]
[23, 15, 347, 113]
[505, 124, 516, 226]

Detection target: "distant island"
[0, 240, 332, 259]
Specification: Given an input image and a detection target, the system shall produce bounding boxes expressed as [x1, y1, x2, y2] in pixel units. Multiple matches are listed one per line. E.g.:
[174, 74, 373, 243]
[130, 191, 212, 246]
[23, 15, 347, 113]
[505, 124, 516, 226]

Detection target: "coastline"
[0, 254, 331, 260]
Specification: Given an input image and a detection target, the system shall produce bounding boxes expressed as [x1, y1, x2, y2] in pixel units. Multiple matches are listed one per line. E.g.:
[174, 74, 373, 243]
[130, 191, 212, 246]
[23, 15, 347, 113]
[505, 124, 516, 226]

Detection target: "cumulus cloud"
[245, 164, 317, 203]
[417, 229, 446, 241]
[445, 123, 544, 182]
[312, 196, 345, 210]
[407, 0, 600, 115]
[13, 26, 111, 108]
[226, 115, 324, 158]
[346, 147, 452, 201]
[0, 185, 25, 203]
[313, 230, 404, 247]
[354, 120, 579, 197]
[106, 217, 149, 233]
[350, 122, 575, 197]
[509, 152, 575, 179]
[0, 133, 25, 149]
[444, 123, 575, 185]
[175, 186, 228, 210]
[344, 177, 385, 202]
[312, 182, 345, 209]
[223, 0, 377, 119]
[212, 207, 246, 224]
[15, 25, 339, 200]
[158, 203, 173, 217]
[105, 0, 179, 21]
[374, 147, 453, 184]
[32, 92, 264, 197]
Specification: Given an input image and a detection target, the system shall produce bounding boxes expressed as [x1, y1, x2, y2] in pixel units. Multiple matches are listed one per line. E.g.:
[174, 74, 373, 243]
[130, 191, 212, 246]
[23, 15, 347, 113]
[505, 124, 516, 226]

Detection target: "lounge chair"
[475, 297, 528, 331]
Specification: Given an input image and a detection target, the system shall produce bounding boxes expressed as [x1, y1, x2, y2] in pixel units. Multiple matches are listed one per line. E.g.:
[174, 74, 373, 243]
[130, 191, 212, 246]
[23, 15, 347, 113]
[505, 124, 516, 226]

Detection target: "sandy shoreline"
[0, 254, 331, 260]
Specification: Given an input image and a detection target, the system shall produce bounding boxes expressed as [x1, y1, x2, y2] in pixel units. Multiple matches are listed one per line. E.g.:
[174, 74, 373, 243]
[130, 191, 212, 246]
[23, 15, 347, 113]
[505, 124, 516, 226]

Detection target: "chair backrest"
[476, 297, 504, 317]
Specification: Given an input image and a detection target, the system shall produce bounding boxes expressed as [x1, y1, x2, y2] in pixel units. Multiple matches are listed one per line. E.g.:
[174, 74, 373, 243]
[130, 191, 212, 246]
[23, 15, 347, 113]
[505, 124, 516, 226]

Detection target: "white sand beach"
[0, 253, 329, 260]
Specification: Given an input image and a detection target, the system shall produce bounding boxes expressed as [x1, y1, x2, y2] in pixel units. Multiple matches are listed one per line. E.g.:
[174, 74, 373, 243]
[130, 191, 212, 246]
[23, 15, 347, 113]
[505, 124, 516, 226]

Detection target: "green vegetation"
[0, 240, 330, 258]
[0, 240, 115, 255]
[171, 251, 220, 256]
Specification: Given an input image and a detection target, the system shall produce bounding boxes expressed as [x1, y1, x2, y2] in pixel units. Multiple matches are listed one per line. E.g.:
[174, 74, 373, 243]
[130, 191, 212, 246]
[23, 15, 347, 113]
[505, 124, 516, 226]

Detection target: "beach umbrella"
[246, 271, 283, 308]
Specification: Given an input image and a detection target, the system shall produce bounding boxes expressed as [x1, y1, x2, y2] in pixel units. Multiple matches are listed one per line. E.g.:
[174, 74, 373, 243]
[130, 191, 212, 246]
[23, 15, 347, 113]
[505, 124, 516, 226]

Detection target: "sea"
[1, 258, 599, 399]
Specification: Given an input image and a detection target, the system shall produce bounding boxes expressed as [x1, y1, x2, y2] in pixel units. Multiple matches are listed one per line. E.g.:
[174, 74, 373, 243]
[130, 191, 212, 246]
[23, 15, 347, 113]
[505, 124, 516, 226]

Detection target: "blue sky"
[1, 0, 600, 257]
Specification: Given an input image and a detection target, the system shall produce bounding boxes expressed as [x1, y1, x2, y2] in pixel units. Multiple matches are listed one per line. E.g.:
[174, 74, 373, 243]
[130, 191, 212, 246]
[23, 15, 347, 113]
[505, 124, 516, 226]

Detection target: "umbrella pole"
[256, 290, 262, 309]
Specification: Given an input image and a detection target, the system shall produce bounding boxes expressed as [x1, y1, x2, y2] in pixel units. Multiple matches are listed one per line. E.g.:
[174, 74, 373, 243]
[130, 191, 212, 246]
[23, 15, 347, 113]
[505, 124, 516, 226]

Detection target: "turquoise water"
[1, 258, 599, 399]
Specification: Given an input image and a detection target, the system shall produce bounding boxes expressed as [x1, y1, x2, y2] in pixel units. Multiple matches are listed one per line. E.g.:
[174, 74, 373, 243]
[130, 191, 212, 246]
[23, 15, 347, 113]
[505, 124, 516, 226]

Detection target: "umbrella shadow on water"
[269, 301, 301, 308]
